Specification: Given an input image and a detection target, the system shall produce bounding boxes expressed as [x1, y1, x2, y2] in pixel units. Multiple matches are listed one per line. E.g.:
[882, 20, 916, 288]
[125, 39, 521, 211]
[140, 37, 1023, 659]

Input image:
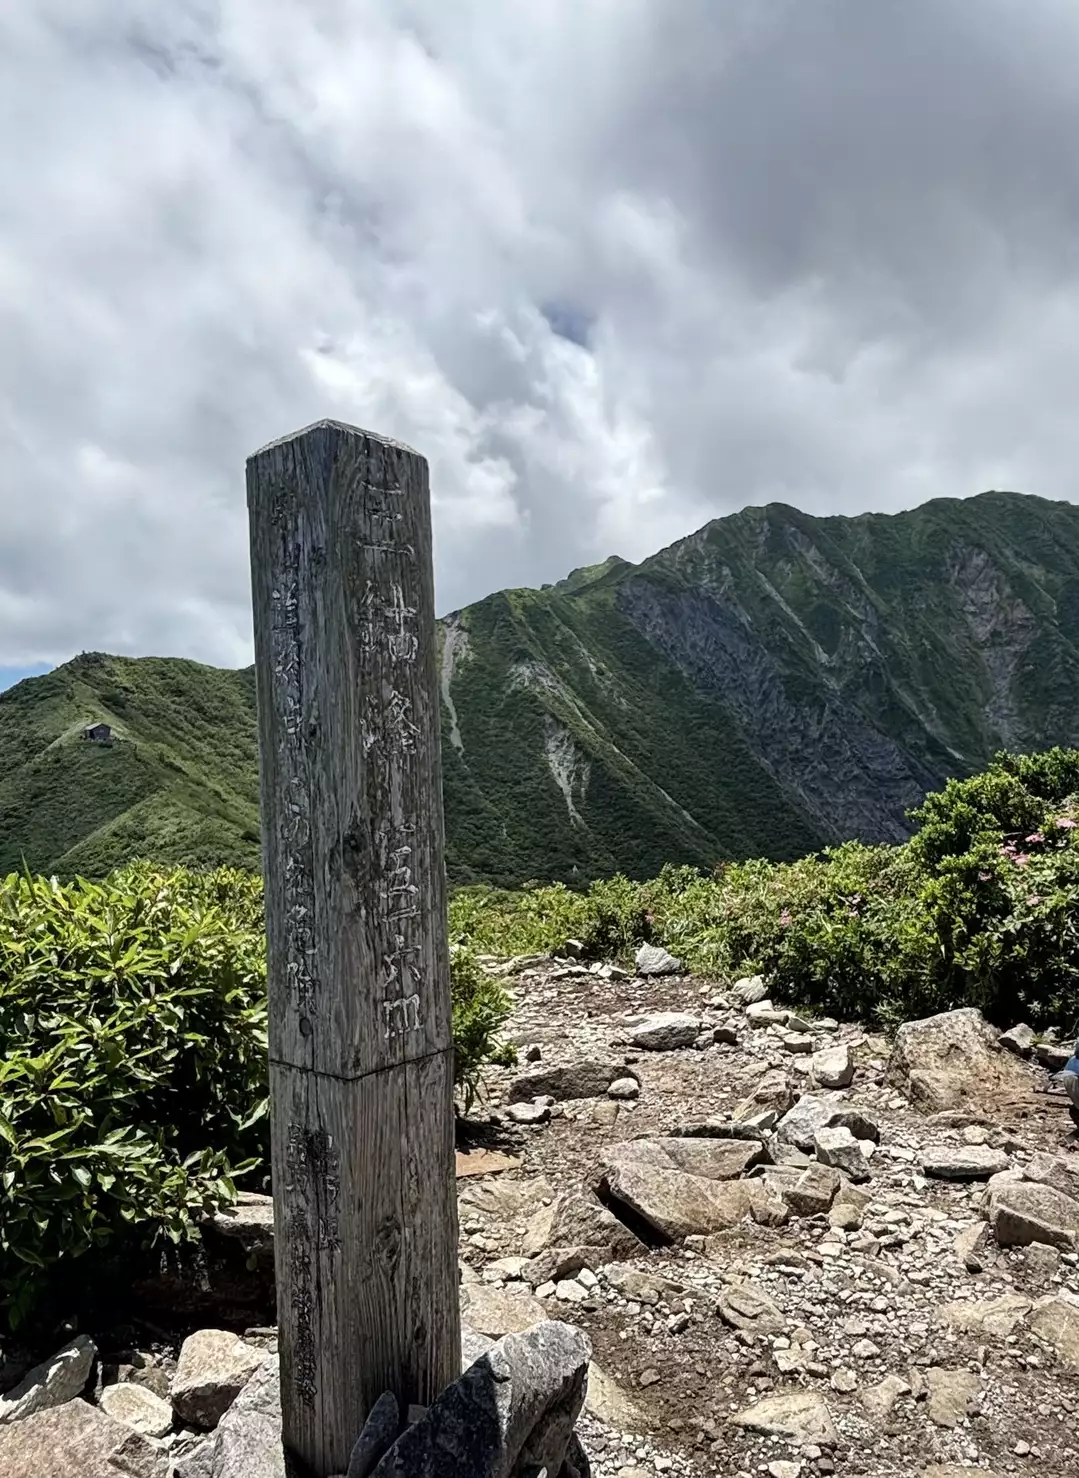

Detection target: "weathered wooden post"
[246, 421, 461, 1477]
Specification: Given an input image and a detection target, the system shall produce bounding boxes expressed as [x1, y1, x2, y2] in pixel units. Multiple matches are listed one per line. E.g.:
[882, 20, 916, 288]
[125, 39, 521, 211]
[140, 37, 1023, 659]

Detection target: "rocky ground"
[453, 954, 1079, 1478]
[2, 954, 1078, 1478]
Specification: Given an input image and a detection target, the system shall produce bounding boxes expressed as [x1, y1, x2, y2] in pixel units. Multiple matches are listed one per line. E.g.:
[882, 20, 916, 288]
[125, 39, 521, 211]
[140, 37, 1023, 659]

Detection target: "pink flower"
[1025, 832, 1045, 845]
[978, 870, 992, 882]
[1054, 816, 1078, 829]
[1013, 852, 1032, 867]
[1027, 894, 1042, 906]
[779, 909, 792, 927]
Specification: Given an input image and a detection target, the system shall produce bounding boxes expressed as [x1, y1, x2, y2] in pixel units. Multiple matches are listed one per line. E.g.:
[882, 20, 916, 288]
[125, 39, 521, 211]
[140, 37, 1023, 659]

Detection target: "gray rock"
[1036, 1041, 1072, 1071]
[733, 1069, 796, 1120]
[0, 1396, 167, 1478]
[170, 1330, 267, 1431]
[506, 1102, 551, 1125]
[999, 1023, 1037, 1056]
[370, 1321, 590, 1478]
[745, 1000, 786, 1026]
[732, 975, 769, 1005]
[730, 1391, 837, 1445]
[634, 944, 682, 977]
[507, 1063, 631, 1103]
[921, 1144, 1011, 1180]
[781, 1033, 814, 1055]
[0, 1334, 96, 1424]
[925, 1367, 980, 1428]
[210, 1357, 288, 1478]
[1024, 1151, 1079, 1202]
[777, 1095, 879, 1152]
[622, 1012, 700, 1051]
[597, 1138, 770, 1241]
[809, 1044, 854, 1090]
[987, 1179, 1079, 1250]
[814, 1126, 870, 1182]
[783, 1163, 842, 1217]
[207, 1193, 275, 1257]
[607, 1077, 640, 1100]
[99, 1380, 173, 1438]
[886, 1006, 1031, 1113]
[521, 1191, 644, 1263]
[715, 1283, 785, 1335]
[347, 1391, 400, 1478]
[460, 1285, 550, 1339]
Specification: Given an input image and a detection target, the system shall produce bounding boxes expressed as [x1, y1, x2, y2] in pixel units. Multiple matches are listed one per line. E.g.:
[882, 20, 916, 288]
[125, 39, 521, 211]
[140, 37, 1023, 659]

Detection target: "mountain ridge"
[4, 488, 1079, 885]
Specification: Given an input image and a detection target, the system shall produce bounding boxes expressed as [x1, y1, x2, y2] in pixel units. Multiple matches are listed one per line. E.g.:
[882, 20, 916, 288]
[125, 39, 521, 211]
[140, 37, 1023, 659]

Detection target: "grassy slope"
[0, 654, 261, 876]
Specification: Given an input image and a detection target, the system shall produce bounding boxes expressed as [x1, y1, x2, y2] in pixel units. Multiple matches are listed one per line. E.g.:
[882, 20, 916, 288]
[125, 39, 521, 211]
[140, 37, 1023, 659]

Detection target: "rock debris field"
[2, 951, 1079, 1478]
[455, 953, 1079, 1478]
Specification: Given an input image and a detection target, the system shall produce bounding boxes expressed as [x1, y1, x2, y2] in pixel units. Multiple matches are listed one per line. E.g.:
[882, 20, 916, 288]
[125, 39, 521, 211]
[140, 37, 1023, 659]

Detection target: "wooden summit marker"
[247, 421, 460, 1476]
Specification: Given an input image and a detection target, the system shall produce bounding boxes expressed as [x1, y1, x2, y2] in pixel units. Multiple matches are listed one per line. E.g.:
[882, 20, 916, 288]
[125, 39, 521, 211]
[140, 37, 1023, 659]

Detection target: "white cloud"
[2, 0, 1079, 666]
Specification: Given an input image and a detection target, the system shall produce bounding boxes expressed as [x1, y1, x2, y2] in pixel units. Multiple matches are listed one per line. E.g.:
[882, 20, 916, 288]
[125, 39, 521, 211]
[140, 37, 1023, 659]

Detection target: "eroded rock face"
[886, 1007, 1032, 1113]
[522, 1191, 644, 1264]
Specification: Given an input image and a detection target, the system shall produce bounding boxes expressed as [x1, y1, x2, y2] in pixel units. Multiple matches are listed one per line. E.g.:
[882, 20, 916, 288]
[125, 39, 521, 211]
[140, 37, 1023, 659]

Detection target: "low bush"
[0, 862, 513, 1331]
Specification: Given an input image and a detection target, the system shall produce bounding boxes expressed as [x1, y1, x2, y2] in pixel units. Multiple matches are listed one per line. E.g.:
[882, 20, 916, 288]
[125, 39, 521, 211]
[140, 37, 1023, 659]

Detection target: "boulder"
[937, 1294, 1032, 1339]
[1024, 1151, 1079, 1202]
[370, 1321, 590, 1478]
[506, 1102, 550, 1125]
[208, 1357, 288, 1478]
[607, 1078, 640, 1100]
[730, 1391, 837, 1445]
[924, 1367, 980, 1428]
[776, 1095, 879, 1152]
[921, 1144, 1012, 1180]
[581, 1361, 646, 1430]
[621, 1012, 701, 1051]
[813, 1126, 870, 1183]
[986, 1180, 1079, 1250]
[346, 1390, 399, 1478]
[98, 1380, 174, 1438]
[999, 1023, 1037, 1056]
[634, 944, 682, 977]
[1035, 1041, 1072, 1071]
[521, 1191, 644, 1263]
[783, 1163, 841, 1218]
[733, 1069, 796, 1120]
[507, 1063, 632, 1103]
[1028, 1293, 1079, 1371]
[732, 975, 769, 1005]
[0, 1334, 96, 1425]
[886, 1007, 1031, 1113]
[809, 1044, 854, 1090]
[169, 1329, 267, 1430]
[745, 1000, 787, 1026]
[0, 1397, 168, 1478]
[597, 1138, 772, 1241]
[859, 1373, 911, 1421]
[715, 1283, 785, 1336]
[460, 1285, 549, 1339]
[828, 1185, 872, 1230]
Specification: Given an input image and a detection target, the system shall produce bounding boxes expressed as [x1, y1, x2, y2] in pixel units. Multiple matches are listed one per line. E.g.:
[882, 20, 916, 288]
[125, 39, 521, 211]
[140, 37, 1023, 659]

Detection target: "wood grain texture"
[247, 421, 460, 1477]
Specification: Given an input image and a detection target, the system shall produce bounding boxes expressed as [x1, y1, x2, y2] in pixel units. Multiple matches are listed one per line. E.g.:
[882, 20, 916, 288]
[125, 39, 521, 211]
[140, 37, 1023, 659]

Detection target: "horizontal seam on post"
[268, 1043, 454, 1084]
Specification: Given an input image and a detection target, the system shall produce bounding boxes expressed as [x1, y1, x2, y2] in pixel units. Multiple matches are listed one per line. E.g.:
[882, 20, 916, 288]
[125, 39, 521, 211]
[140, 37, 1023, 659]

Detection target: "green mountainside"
[4, 490, 1079, 885]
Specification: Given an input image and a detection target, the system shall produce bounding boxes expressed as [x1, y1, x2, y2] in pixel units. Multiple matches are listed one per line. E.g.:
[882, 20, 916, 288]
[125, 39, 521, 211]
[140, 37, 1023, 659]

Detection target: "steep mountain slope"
[440, 490, 1079, 883]
[3, 490, 1079, 885]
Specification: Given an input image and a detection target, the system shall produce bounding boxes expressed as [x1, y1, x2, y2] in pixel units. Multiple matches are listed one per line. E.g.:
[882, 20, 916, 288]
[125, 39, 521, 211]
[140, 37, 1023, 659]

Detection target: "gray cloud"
[2, 0, 1079, 666]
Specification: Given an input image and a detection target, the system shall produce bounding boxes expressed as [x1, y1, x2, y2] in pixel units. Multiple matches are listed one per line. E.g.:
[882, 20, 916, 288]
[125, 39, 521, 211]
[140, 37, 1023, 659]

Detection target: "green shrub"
[449, 946, 516, 1112]
[0, 864, 266, 1329]
[0, 863, 515, 1331]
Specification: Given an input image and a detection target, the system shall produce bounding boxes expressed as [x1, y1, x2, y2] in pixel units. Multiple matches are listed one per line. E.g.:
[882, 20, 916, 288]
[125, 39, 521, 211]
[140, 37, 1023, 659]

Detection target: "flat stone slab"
[921, 1144, 1012, 1180]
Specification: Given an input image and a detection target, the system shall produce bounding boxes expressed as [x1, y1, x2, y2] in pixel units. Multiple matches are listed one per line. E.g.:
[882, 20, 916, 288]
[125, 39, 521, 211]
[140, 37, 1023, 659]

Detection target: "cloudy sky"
[3, 1, 1079, 684]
